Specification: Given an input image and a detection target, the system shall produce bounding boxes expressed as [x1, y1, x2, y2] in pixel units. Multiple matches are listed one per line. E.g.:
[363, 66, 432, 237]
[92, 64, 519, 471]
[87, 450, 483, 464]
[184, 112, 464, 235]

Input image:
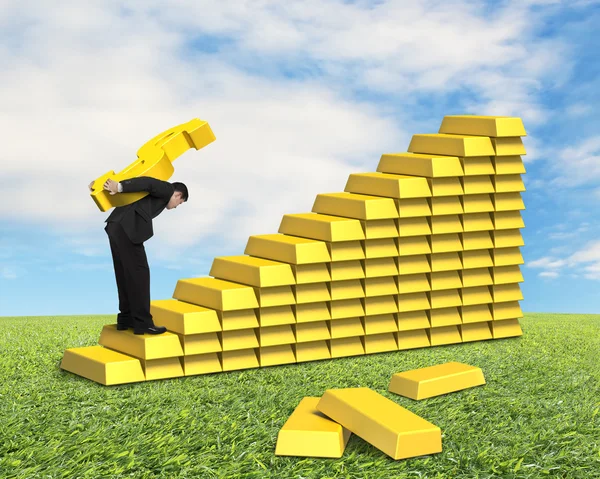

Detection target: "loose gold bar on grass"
[388, 361, 486, 400]
[316, 388, 442, 460]
[275, 397, 352, 458]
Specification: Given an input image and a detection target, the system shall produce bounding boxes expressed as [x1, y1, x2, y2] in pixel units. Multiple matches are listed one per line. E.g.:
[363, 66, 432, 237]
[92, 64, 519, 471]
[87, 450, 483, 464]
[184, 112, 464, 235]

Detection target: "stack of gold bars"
[61, 114, 526, 386]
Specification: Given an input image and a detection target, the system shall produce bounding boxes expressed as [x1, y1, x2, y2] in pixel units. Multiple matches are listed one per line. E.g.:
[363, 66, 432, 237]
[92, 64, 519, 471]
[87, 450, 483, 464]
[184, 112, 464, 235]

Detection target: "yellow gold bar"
[316, 388, 442, 460]
[388, 361, 486, 400]
[275, 397, 352, 458]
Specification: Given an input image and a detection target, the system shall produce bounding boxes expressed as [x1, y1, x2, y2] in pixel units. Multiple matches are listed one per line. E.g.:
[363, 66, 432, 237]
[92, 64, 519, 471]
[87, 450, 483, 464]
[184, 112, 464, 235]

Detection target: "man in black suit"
[89, 176, 188, 335]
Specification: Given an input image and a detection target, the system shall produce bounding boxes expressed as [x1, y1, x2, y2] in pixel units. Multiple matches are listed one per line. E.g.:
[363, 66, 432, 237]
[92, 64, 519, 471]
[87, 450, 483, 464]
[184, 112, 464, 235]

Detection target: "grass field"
[1, 313, 599, 479]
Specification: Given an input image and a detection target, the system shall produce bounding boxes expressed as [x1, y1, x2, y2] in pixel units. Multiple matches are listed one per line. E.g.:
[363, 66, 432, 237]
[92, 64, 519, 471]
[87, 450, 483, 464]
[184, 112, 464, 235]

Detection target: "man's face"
[167, 192, 185, 210]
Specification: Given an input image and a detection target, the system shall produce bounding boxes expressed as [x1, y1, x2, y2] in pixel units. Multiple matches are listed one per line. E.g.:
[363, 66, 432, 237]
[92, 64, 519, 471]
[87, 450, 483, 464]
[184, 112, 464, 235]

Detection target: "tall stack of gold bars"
[61, 115, 526, 385]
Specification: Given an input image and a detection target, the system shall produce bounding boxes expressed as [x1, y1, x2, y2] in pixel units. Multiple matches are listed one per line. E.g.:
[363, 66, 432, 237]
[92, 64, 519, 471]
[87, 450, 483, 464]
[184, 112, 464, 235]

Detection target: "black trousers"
[105, 221, 154, 326]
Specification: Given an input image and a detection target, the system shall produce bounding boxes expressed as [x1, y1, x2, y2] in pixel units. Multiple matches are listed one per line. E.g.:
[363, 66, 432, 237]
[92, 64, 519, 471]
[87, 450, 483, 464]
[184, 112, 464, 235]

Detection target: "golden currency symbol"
[90, 118, 215, 212]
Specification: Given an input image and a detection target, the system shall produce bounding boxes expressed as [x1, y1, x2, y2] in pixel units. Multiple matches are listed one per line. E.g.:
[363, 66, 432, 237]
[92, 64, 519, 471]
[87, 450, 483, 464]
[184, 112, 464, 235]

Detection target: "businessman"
[89, 176, 188, 335]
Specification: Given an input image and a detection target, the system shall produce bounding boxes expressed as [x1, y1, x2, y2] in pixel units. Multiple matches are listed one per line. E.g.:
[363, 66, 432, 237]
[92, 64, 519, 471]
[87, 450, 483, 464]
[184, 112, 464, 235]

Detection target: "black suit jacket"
[104, 176, 174, 244]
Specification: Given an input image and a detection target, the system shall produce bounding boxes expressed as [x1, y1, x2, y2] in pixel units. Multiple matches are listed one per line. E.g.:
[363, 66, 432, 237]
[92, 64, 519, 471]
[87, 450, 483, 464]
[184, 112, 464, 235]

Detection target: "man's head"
[167, 182, 188, 210]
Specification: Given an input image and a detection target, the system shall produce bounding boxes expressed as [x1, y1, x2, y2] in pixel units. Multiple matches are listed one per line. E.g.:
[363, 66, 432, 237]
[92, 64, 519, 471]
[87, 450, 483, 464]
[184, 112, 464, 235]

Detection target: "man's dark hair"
[172, 182, 188, 202]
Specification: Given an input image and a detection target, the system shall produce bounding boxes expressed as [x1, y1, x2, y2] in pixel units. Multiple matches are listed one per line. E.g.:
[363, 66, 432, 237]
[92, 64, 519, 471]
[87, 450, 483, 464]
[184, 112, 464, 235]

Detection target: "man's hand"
[88, 181, 94, 192]
[104, 179, 120, 195]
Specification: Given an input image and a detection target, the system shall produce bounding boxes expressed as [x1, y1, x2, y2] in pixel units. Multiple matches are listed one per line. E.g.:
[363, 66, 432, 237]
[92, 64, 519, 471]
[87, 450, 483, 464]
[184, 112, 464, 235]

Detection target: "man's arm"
[119, 177, 173, 200]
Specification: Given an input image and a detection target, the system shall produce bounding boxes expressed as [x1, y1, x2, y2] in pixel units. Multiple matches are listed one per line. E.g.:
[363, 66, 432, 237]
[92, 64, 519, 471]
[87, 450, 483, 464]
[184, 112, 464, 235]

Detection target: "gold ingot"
[389, 361, 485, 400]
[363, 238, 398, 258]
[173, 277, 259, 311]
[460, 156, 495, 176]
[377, 153, 464, 177]
[220, 349, 259, 371]
[462, 175, 494, 195]
[490, 318, 523, 338]
[430, 196, 463, 215]
[428, 289, 462, 309]
[492, 301, 523, 320]
[429, 177, 464, 196]
[292, 263, 331, 284]
[258, 305, 296, 327]
[245, 234, 331, 265]
[219, 309, 259, 331]
[493, 192, 524, 212]
[294, 340, 330, 362]
[362, 219, 399, 239]
[493, 174, 525, 193]
[279, 213, 364, 242]
[294, 321, 331, 343]
[364, 333, 398, 354]
[491, 137, 527, 156]
[60, 345, 145, 385]
[312, 192, 399, 219]
[398, 198, 432, 217]
[461, 231, 493, 251]
[364, 295, 398, 316]
[461, 286, 493, 306]
[461, 267, 493, 288]
[345, 172, 432, 199]
[398, 217, 432, 237]
[219, 329, 259, 351]
[330, 279, 365, 300]
[429, 325, 462, 346]
[98, 325, 183, 360]
[460, 322, 493, 342]
[398, 329, 430, 349]
[329, 337, 365, 358]
[90, 118, 215, 211]
[397, 273, 430, 294]
[180, 353, 222, 376]
[209, 255, 295, 288]
[329, 317, 365, 339]
[492, 265, 524, 285]
[259, 345, 296, 367]
[329, 260, 365, 281]
[408, 133, 495, 157]
[275, 397, 352, 458]
[493, 156, 526, 175]
[316, 387, 442, 460]
[429, 270, 462, 291]
[295, 302, 331, 323]
[179, 332, 221, 355]
[461, 304, 493, 324]
[462, 194, 494, 214]
[461, 249, 493, 269]
[438, 115, 527, 137]
[363, 257, 398, 277]
[363, 276, 398, 297]
[397, 311, 430, 331]
[399, 254, 431, 274]
[429, 307, 461, 327]
[150, 299, 221, 335]
[398, 292, 430, 312]
[430, 252, 462, 272]
[363, 314, 397, 334]
[328, 240, 365, 261]
[258, 325, 296, 347]
[430, 233, 462, 253]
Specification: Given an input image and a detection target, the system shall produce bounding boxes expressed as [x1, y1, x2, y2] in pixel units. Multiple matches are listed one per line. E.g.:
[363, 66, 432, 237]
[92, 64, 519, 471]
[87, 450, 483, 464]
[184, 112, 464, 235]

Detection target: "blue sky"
[1, 0, 599, 317]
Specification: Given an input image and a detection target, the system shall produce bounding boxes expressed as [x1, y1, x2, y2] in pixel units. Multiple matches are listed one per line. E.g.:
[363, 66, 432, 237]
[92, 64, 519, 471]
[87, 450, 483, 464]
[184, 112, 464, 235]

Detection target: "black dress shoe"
[134, 324, 167, 335]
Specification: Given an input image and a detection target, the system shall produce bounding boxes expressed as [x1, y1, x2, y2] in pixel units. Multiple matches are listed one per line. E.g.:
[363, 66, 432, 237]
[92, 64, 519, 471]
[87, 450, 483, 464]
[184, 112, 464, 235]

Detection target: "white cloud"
[539, 271, 559, 278]
[0, 0, 594, 276]
[548, 136, 600, 188]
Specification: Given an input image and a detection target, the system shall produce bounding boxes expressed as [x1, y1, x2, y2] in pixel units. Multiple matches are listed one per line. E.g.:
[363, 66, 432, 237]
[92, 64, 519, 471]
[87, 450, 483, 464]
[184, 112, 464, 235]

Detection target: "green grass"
[0, 313, 599, 479]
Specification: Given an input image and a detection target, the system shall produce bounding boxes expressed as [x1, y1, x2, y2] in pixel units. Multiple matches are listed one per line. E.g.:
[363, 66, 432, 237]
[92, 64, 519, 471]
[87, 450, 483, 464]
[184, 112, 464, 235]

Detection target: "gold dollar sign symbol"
[89, 118, 216, 212]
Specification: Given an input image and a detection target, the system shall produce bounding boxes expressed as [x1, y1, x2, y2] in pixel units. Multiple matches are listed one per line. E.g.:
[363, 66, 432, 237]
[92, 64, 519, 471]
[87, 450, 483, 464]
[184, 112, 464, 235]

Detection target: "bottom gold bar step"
[60, 345, 145, 385]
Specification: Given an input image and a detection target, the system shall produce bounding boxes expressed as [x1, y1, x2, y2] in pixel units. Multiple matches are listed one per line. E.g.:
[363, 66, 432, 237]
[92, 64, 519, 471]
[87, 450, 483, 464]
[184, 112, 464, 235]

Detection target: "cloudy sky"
[1, 0, 599, 317]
